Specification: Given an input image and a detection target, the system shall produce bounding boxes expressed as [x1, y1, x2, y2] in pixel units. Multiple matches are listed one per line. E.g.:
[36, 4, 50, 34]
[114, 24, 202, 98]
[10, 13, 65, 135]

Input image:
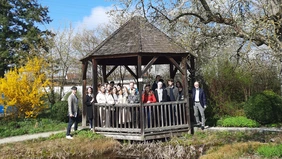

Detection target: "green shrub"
[243, 90, 282, 125]
[50, 101, 68, 123]
[217, 116, 260, 127]
[257, 144, 282, 158]
[0, 118, 66, 138]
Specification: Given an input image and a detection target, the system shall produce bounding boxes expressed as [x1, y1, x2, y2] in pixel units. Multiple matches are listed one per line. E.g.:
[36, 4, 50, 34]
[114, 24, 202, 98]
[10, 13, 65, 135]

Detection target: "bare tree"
[111, 0, 282, 93]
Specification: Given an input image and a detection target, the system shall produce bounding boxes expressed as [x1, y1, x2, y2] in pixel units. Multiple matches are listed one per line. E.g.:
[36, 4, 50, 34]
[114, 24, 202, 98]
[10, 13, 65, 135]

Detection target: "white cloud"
[75, 6, 112, 30]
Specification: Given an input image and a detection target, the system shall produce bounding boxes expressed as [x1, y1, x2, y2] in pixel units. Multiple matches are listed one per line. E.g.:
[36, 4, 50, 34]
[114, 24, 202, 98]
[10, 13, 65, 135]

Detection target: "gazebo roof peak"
[81, 16, 189, 61]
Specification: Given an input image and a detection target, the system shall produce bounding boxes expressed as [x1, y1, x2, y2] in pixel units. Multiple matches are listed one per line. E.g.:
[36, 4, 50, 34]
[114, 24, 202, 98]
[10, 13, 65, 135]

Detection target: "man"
[166, 79, 179, 102]
[166, 79, 179, 125]
[192, 81, 207, 130]
[66, 86, 79, 139]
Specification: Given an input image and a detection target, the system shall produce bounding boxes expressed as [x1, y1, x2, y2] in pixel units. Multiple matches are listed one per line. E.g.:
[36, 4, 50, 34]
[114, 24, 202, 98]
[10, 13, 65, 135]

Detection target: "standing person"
[151, 75, 161, 91]
[129, 81, 139, 96]
[142, 84, 157, 103]
[154, 81, 168, 127]
[66, 86, 79, 139]
[166, 79, 179, 102]
[85, 87, 94, 130]
[192, 81, 207, 130]
[112, 86, 118, 103]
[96, 85, 107, 127]
[117, 87, 131, 125]
[166, 79, 179, 125]
[142, 84, 156, 128]
[176, 81, 184, 101]
[154, 81, 168, 102]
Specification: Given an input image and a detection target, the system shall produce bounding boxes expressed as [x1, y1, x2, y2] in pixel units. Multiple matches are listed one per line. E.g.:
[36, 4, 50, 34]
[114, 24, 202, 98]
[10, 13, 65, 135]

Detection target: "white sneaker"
[66, 135, 73, 139]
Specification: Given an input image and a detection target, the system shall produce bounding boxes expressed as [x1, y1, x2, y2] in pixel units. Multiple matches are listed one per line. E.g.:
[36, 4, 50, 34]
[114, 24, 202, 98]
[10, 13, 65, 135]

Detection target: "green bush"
[243, 90, 282, 125]
[50, 101, 68, 123]
[217, 116, 260, 127]
[257, 144, 282, 158]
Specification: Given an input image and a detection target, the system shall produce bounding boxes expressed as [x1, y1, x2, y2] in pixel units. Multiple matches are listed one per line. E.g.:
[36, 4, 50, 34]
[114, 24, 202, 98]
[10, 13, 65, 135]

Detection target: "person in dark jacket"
[192, 81, 207, 130]
[85, 87, 94, 130]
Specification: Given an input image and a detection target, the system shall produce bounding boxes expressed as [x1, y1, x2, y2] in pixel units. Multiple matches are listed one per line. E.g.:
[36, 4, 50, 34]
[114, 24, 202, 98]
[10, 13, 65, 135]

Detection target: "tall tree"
[0, 0, 52, 77]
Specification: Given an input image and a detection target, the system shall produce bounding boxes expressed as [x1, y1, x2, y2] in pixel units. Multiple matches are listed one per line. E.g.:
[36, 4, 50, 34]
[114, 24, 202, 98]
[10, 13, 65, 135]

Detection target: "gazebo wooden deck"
[80, 16, 196, 141]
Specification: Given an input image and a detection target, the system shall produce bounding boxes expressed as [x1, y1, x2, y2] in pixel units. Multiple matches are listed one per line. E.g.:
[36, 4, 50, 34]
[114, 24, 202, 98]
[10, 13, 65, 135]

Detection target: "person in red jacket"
[142, 84, 156, 128]
[142, 84, 157, 103]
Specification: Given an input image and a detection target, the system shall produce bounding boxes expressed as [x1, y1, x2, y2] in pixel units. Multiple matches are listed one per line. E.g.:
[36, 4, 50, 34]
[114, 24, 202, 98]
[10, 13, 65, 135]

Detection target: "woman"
[85, 87, 94, 130]
[112, 86, 118, 104]
[176, 81, 184, 101]
[142, 84, 156, 128]
[142, 84, 157, 103]
[117, 88, 131, 125]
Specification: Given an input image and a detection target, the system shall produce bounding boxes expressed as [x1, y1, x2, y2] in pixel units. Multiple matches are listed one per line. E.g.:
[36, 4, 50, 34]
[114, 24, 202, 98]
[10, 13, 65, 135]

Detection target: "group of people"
[65, 75, 207, 139]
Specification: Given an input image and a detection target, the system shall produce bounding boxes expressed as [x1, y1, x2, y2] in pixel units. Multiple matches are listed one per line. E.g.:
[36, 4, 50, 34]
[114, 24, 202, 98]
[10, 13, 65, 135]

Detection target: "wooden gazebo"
[80, 16, 195, 141]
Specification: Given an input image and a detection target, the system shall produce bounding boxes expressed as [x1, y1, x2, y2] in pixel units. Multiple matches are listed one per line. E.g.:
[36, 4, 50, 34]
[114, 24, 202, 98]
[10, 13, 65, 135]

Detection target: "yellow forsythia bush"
[0, 57, 50, 118]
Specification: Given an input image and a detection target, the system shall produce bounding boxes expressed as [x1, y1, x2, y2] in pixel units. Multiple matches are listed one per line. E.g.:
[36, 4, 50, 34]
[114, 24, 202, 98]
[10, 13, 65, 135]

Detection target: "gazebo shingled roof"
[80, 16, 192, 64]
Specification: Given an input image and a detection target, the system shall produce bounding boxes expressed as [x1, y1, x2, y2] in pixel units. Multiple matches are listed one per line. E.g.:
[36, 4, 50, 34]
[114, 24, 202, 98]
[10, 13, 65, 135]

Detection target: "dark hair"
[176, 81, 183, 88]
[168, 79, 174, 83]
[71, 86, 77, 90]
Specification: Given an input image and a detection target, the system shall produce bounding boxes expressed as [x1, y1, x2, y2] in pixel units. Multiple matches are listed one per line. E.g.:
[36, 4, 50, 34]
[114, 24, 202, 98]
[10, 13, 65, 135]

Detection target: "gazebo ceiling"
[80, 16, 192, 65]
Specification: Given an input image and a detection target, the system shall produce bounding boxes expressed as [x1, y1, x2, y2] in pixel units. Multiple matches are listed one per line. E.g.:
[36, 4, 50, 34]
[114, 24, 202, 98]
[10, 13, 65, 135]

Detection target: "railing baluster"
[136, 105, 139, 128]
[183, 103, 187, 124]
[160, 104, 164, 127]
[179, 103, 183, 125]
[156, 104, 160, 127]
[174, 104, 179, 125]
[164, 104, 167, 126]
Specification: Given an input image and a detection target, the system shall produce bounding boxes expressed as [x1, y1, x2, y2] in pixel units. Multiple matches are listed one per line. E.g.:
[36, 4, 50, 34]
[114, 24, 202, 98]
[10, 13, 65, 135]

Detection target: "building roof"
[81, 16, 189, 62]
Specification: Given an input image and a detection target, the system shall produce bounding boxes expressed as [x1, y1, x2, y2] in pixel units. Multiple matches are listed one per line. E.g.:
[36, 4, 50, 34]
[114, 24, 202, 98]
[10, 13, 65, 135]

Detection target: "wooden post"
[92, 58, 98, 132]
[82, 61, 88, 127]
[182, 57, 192, 134]
[137, 55, 144, 138]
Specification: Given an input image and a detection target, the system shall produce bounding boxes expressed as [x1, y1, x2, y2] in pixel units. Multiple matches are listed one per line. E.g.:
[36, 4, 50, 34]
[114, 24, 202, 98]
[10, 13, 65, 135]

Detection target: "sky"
[38, 0, 115, 31]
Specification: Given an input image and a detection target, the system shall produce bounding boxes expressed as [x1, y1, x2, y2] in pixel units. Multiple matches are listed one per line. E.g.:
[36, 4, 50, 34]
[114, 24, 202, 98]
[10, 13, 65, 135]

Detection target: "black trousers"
[66, 116, 78, 136]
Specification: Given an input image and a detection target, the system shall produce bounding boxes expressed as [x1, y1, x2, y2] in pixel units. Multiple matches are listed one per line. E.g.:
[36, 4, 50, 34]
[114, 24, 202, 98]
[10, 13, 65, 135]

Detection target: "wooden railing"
[94, 101, 189, 134]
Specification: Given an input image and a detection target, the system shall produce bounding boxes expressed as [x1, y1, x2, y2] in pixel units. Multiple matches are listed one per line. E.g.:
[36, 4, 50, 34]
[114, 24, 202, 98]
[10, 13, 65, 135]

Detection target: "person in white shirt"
[96, 85, 113, 127]
[192, 81, 207, 130]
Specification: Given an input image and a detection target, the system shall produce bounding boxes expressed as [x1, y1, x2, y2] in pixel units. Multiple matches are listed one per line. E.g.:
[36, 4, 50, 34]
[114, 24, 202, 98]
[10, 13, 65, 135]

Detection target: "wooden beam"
[82, 61, 88, 80]
[105, 65, 118, 79]
[141, 56, 158, 76]
[166, 56, 185, 75]
[190, 56, 196, 84]
[169, 64, 174, 78]
[171, 66, 177, 79]
[124, 65, 138, 79]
